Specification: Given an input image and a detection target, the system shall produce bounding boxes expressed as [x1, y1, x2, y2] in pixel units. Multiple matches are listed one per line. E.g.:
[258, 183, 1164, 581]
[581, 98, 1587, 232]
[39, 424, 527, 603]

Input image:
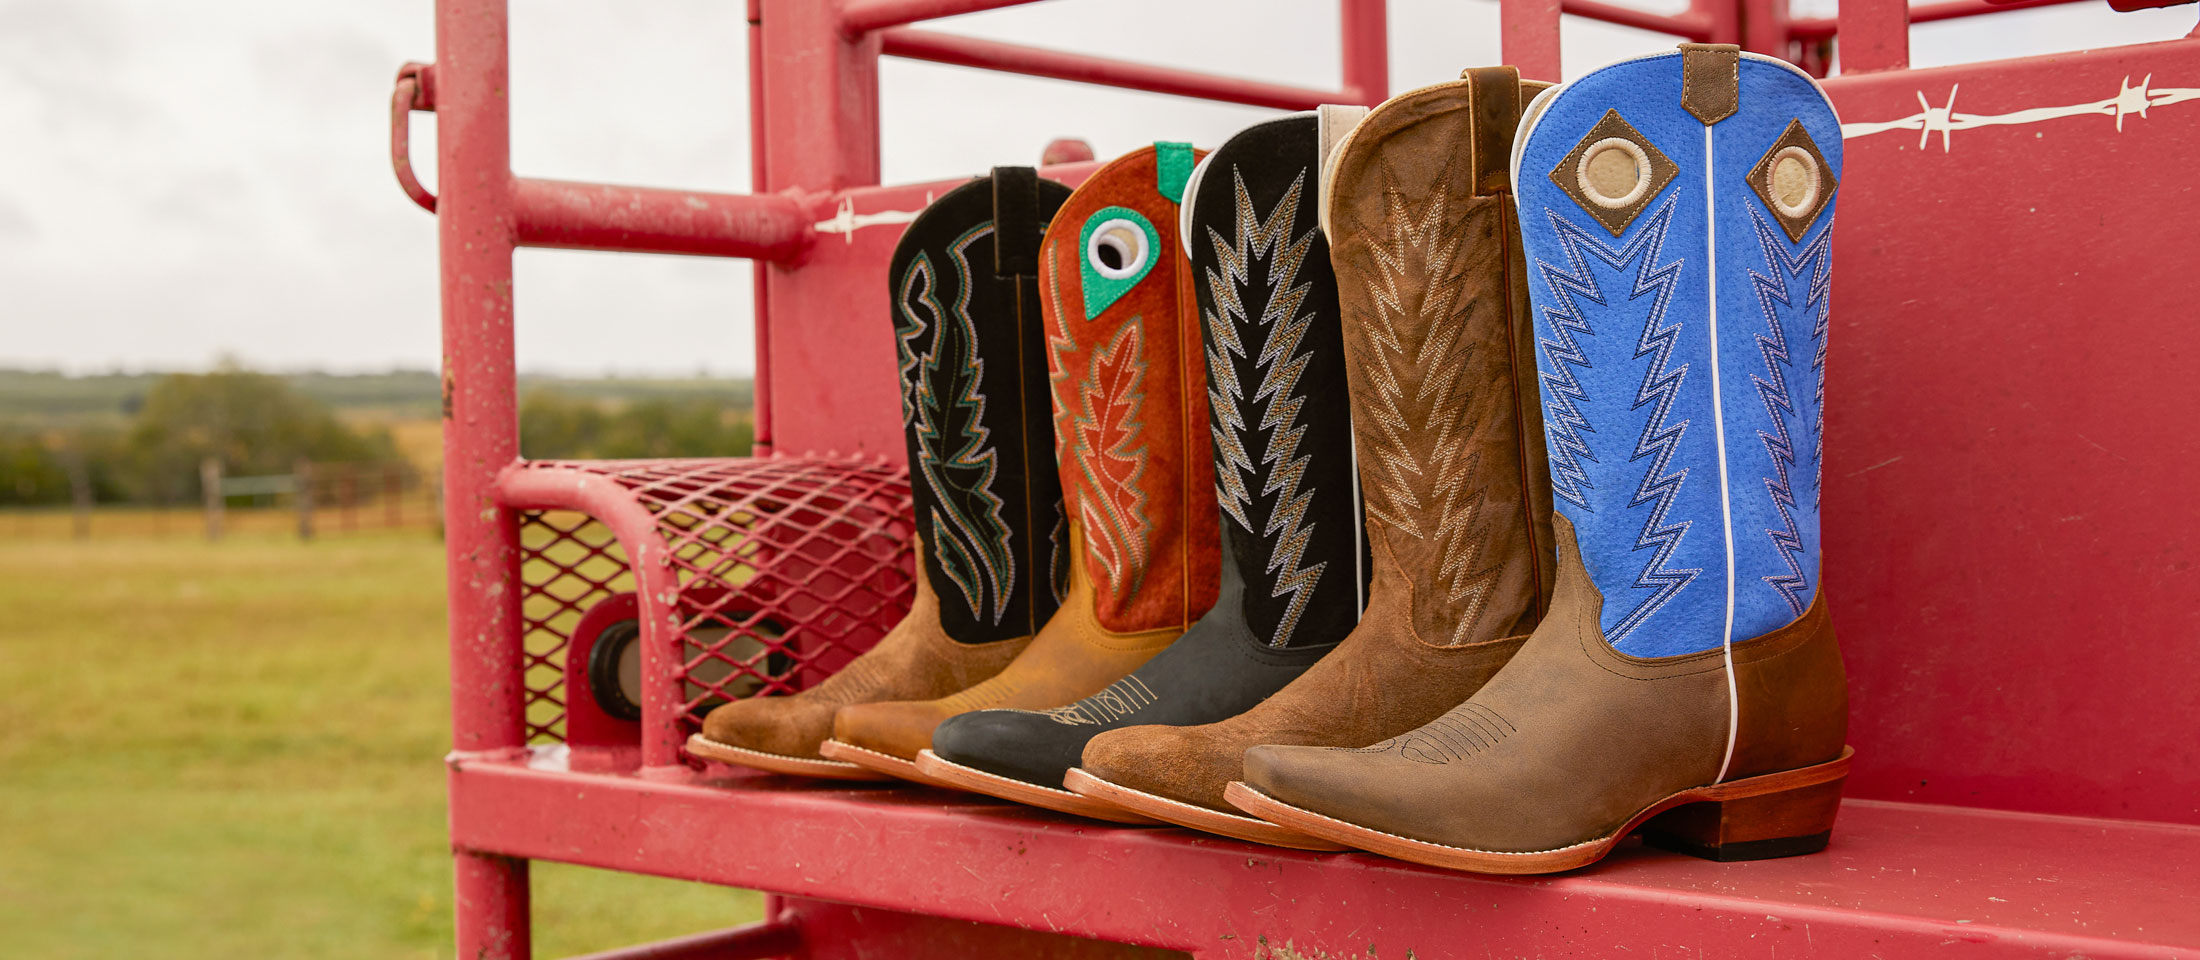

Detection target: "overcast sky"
[0, 0, 2188, 376]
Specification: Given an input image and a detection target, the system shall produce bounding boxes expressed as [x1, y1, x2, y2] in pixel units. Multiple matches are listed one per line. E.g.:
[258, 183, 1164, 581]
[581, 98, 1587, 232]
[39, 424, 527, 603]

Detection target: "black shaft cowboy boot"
[689, 168, 1070, 779]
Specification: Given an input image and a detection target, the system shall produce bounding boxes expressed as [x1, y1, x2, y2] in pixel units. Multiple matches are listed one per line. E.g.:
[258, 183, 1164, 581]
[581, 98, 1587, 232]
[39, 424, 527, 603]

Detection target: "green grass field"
[0, 520, 762, 958]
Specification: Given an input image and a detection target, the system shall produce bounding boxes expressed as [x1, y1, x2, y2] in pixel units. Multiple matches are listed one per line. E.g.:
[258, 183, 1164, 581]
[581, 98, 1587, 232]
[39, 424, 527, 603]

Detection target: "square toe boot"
[928, 111, 1375, 822]
[688, 168, 1070, 779]
[1071, 69, 1560, 849]
[829, 145, 1223, 800]
[1229, 46, 1852, 874]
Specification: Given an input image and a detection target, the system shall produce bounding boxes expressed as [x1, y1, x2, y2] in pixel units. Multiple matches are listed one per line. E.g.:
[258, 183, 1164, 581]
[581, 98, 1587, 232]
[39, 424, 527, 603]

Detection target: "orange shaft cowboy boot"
[828, 144, 1223, 802]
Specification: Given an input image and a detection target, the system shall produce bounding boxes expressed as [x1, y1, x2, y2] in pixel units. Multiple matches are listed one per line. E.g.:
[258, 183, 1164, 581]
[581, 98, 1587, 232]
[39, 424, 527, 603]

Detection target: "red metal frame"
[401, 1, 2200, 957]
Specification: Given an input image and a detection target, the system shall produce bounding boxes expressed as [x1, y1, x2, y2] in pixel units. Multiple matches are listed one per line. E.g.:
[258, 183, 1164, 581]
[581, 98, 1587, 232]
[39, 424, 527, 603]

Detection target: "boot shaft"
[1323, 67, 1558, 648]
[1513, 46, 1840, 656]
[1182, 111, 1371, 649]
[1041, 143, 1221, 635]
[889, 168, 1073, 644]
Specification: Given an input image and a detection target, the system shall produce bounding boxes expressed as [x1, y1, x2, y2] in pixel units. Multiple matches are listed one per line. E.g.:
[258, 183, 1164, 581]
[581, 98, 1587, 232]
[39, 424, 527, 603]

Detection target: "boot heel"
[1640, 777, 1846, 862]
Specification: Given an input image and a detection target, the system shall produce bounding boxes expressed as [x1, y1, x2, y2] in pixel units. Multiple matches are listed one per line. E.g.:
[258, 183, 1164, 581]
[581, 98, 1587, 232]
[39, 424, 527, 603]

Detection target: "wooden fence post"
[201, 458, 224, 541]
[384, 462, 404, 528]
[338, 464, 358, 533]
[295, 459, 316, 541]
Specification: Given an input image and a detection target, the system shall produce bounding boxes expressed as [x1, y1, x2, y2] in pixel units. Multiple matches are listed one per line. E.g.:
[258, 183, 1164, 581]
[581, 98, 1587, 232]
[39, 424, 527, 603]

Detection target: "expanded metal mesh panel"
[513, 457, 914, 743]
[518, 510, 632, 742]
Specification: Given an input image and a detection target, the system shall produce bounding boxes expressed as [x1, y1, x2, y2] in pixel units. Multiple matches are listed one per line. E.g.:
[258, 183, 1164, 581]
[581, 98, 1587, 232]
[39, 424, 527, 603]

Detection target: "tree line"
[0, 369, 753, 507]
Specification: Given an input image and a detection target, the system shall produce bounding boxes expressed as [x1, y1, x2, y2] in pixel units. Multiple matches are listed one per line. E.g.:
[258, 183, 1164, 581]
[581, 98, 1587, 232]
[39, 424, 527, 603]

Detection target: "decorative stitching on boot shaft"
[1032, 674, 1160, 726]
[897, 225, 1019, 625]
[1059, 319, 1153, 598]
[1202, 167, 1335, 647]
[1531, 201, 1701, 648]
[1357, 170, 1511, 645]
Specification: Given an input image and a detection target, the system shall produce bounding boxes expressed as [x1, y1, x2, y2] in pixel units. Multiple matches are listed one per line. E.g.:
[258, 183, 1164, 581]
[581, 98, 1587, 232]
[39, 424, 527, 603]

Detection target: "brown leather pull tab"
[1463, 65, 1522, 195]
[991, 165, 1041, 278]
[1679, 43, 1741, 125]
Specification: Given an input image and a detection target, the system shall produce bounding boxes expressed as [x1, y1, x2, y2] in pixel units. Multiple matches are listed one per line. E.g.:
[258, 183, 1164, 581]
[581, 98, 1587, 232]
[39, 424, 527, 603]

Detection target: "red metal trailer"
[392, 2, 2200, 956]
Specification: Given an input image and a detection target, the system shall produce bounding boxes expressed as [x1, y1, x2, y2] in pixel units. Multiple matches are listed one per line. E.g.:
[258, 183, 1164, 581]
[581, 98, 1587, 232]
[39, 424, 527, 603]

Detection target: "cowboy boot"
[1071, 69, 1559, 848]
[686, 168, 1071, 779]
[1230, 46, 1850, 873]
[827, 144, 1223, 800]
[921, 111, 1374, 820]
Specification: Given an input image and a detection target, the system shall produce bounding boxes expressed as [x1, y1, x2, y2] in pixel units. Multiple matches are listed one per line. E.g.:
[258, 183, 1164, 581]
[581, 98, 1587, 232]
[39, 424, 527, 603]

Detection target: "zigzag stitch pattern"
[1743, 210, 1833, 615]
[1361, 170, 1507, 641]
[1532, 201, 1698, 644]
[901, 226, 1017, 623]
[1203, 167, 1328, 645]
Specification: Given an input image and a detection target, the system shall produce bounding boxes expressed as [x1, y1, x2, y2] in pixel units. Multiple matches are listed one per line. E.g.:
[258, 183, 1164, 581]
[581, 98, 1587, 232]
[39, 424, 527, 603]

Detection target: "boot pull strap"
[991, 165, 1042, 279]
[1679, 43, 1742, 125]
[1462, 65, 1523, 196]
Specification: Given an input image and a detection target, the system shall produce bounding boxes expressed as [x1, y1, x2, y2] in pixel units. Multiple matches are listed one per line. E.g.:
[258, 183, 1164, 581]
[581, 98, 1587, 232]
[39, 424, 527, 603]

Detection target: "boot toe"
[831, 699, 952, 761]
[1082, 724, 1244, 811]
[931, 709, 1085, 787]
[699, 694, 832, 759]
[1241, 743, 1420, 833]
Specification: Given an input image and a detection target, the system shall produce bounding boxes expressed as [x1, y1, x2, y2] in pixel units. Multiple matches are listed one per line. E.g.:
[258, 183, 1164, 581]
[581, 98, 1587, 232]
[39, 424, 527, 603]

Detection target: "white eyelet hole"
[1086, 218, 1149, 280]
[1577, 137, 1653, 210]
[1767, 146, 1820, 218]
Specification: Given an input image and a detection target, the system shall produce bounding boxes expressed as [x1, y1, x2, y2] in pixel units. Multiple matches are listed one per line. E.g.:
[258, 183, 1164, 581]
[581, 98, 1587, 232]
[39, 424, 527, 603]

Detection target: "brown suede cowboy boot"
[825, 144, 1223, 803]
[1229, 47, 1851, 873]
[687, 168, 1070, 779]
[1071, 69, 1557, 846]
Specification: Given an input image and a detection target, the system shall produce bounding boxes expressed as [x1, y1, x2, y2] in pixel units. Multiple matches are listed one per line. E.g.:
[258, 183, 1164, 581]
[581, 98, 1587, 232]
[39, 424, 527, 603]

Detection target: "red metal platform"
[401, 0, 2200, 956]
[454, 754, 2200, 959]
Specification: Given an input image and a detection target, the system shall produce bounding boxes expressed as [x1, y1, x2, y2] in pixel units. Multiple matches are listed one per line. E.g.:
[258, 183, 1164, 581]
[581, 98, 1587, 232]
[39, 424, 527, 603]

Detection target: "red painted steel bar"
[1742, 0, 1790, 57]
[747, 0, 776, 455]
[760, 0, 881, 194]
[879, 28, 1378, 109]
[1833, 0, 1912, 70]
[1793, 0, 2088, 39]
[436, 0, 524, 765]
[1340, 0, 1391, 106]
[510, 178, 811, 261]
[1502, 0, 1563, 82]
[453, 851, 530, 960]
[564, 920, 803, 960]
[1564, 0, 1715, 40]
[1696, 0, 1743, 45]
[434, 0, 530, 951]
[839, 0, 1039, 36]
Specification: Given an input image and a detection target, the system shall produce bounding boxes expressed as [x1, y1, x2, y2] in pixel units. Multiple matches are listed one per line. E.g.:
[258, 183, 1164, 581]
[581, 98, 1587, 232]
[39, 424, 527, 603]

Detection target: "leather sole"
[914, 750, 1165, 825]
[816, 739, 957, 789]
[1224, 746, 1853, 875]
[1063, 768, 1347, 851]
[685, 733, 889, 781]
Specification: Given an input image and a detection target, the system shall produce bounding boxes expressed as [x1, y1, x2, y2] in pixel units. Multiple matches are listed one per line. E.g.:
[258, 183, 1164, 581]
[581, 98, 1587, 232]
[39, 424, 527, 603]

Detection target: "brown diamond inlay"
[1549, 109, 1679, 237]
[1748, 119, 1839, 242]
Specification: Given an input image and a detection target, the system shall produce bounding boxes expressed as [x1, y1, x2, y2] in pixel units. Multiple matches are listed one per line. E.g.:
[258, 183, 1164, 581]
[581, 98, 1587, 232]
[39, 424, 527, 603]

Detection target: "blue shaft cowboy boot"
[1230, 46, 1851, 873]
